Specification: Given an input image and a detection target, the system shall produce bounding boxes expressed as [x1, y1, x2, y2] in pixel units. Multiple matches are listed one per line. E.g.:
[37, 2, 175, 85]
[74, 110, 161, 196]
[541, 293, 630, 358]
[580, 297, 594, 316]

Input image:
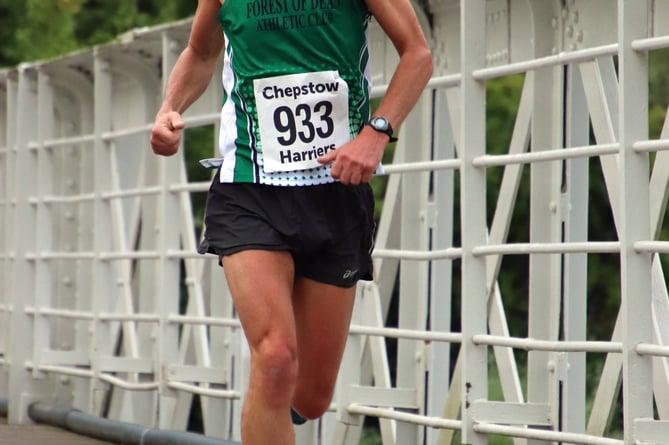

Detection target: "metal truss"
[2, 1, 669, 444]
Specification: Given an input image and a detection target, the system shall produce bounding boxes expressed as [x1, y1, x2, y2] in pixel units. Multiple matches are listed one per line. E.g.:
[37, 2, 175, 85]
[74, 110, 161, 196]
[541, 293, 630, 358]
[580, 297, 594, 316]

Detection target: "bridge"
[2, 1, 669, 444]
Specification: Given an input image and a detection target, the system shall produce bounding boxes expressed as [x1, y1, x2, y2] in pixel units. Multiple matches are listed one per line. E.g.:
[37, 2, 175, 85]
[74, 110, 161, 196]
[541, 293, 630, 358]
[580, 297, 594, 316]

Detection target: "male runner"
[151, 1, 432, 443]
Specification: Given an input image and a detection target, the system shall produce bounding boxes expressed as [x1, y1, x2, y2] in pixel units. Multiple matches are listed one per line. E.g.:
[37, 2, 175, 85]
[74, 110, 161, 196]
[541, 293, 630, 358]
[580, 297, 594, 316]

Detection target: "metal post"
[32, 69, 55, 383]
[426, 89, 456, 445]
[156, 31, 187, 431]
[92, 50, 115, 416]
[526, 5, 564, 443]
[561, 64, 590, 442]
[7, 65, 51, 423]
[618, 1, 654, 443]
[0, 70, 11, 398]
[459, 1, 488, 443]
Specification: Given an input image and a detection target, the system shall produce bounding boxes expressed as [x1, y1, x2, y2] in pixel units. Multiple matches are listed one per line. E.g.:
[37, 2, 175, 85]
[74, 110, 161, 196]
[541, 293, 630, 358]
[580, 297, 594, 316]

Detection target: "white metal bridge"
[2, 1, 669, 444]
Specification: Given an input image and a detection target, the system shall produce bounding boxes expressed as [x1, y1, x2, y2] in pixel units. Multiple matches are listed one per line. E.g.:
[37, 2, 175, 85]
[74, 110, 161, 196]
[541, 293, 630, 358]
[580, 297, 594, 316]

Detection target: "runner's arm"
[317, 0, 432, 184]
[364, 0, 433, 131]
[151, 0, 225, 156]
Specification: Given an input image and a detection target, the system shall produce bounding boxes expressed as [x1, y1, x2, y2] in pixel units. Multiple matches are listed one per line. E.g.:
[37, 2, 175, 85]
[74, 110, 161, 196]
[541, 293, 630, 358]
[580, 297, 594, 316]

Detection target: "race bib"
[254, 71, 350, 173]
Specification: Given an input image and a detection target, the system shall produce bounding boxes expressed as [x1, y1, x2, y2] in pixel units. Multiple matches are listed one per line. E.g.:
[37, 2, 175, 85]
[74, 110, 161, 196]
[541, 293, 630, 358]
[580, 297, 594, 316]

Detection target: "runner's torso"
[217, 0, 372, 185]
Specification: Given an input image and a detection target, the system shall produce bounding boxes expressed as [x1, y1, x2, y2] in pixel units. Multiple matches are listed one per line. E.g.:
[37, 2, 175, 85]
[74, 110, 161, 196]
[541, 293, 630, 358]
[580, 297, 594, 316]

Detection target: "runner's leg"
[291, 277, 356, 419]
[222, 250, 298, 445]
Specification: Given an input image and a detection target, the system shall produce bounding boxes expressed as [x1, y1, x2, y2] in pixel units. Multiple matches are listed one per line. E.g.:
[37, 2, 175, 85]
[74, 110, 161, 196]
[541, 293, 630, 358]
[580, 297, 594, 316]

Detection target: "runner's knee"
[253, 340, 298, 400]
[293, 378, 336, 420]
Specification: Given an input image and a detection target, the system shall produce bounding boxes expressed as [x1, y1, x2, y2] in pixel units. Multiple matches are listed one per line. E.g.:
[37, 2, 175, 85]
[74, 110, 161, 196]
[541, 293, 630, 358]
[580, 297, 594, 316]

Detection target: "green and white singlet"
[217, 0, 372, 185]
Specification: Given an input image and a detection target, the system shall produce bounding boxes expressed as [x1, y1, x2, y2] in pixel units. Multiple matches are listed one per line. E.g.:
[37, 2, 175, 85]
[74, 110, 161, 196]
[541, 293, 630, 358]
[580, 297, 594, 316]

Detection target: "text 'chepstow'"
[262, 80, 341, 101]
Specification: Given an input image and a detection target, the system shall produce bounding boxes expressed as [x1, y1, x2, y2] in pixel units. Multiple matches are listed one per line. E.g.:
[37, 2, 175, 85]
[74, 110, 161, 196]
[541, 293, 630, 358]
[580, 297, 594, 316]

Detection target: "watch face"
[371, 117, 389, 131]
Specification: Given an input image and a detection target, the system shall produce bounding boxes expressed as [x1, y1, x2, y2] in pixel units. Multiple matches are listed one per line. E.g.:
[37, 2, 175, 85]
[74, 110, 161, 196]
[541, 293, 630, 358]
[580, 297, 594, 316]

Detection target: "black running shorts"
[198, 170, 375, 288]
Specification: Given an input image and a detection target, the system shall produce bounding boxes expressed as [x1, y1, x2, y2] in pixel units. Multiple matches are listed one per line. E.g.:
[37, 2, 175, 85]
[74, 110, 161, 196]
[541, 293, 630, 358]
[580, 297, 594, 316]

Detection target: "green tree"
[0, 0, 196, 66]
[0, 1, 26, 66]
[9, 0, 81, 63]
[72, 0, 186, 47]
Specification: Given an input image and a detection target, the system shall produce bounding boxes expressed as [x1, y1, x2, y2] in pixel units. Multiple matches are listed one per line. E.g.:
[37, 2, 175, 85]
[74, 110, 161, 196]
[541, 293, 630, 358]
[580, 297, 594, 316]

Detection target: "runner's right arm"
[151, 0, 225, 156]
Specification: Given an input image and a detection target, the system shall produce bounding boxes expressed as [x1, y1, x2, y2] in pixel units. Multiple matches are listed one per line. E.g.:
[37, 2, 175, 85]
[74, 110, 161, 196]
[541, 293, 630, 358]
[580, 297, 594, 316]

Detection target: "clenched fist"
[151, 111, 185, 156]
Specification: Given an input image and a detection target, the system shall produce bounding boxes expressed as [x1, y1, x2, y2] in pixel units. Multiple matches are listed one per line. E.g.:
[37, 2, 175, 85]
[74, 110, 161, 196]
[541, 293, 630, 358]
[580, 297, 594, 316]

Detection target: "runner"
[151, 1, 432, 443]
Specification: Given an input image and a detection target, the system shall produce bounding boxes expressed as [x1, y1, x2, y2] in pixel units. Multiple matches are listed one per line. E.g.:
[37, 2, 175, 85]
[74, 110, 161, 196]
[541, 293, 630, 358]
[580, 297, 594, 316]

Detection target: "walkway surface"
[0, 417, 117, 444]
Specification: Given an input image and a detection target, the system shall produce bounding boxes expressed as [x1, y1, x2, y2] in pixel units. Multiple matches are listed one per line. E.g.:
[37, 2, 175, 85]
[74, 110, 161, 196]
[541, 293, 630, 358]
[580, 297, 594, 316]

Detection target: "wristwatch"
[367, 116, 398, 142]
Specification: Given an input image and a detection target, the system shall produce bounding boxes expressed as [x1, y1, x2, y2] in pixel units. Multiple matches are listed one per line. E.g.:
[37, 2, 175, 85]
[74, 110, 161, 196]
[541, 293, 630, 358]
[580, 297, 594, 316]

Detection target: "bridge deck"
[0, 417, 116, 444]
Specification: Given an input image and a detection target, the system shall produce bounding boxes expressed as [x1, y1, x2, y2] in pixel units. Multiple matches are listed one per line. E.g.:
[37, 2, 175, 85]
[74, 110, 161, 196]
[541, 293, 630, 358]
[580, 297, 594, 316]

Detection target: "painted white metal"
[0, 69, 10, 400]
[425, 86, 456, 445]
[554, 63, 589, 443]
[7, 66, 54, 423]
[3, 2, 669, 445]
[618, 3, 655, 444]
[459, 2, 489, 445]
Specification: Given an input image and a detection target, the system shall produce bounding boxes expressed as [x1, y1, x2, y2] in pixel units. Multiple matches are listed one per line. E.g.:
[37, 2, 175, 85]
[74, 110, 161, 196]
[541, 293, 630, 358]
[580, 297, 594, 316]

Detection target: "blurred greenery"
[0, 0, 197, 65]
[3, 1, 669, 443]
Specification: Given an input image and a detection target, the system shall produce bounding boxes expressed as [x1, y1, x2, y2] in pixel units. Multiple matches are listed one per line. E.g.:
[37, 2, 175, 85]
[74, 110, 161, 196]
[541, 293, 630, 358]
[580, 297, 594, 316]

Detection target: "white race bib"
[253, 71, 350, 173]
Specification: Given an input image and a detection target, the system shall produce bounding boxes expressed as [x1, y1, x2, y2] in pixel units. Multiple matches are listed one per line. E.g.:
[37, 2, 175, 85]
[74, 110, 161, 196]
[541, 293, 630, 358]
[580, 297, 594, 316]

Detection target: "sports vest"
[217, 0, 372, 185]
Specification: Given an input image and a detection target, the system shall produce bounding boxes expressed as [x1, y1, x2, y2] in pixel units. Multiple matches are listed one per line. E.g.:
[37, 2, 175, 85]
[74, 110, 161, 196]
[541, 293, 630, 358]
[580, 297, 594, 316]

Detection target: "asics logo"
[343, 269, 358, 280]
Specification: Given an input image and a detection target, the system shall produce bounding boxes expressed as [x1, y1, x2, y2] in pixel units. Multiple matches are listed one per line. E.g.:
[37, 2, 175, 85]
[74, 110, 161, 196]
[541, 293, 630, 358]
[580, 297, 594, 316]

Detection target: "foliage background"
[3, 0, 669, 443]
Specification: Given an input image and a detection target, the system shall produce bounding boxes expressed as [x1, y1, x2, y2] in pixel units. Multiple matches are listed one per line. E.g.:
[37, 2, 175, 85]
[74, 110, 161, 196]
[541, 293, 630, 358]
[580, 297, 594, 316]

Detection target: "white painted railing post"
[91, 50, 115, 417]
[618, 1, 654, 444]
[7, 65, 51, 422]
[459, 1, 489, 444]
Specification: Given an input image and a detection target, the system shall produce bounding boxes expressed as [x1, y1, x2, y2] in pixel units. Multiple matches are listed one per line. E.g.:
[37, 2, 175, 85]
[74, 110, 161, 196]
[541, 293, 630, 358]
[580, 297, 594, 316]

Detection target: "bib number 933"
[273, 101, 334, 146]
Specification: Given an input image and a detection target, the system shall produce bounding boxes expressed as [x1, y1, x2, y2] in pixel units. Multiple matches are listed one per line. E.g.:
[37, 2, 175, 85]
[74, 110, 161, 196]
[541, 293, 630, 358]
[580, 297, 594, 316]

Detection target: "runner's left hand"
[318, 127, 387, 185]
